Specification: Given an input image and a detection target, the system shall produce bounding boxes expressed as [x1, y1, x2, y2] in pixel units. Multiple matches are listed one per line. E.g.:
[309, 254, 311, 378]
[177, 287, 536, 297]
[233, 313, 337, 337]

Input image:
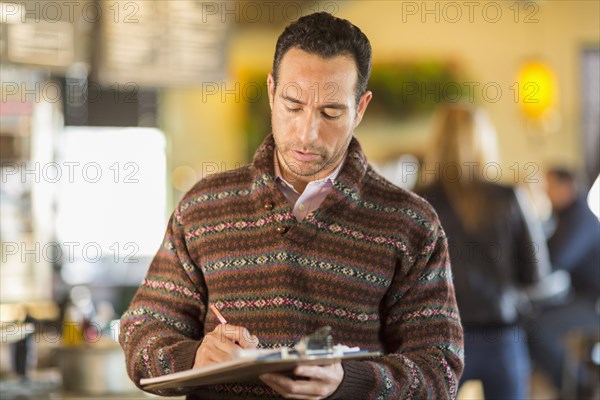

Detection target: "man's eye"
[322, 111, 341, 120]
[286, 107, 301, 113]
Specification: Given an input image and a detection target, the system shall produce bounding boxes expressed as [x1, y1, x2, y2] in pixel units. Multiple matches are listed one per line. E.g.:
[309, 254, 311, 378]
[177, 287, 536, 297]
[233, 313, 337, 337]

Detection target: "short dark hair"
[272, 12, 372, 104]
[548, 167, 576, 183]
[547, 166, 587, 191]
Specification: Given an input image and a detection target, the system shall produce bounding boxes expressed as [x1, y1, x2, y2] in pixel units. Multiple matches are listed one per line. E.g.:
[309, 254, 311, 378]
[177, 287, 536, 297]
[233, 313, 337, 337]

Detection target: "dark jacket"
[548, 196, 600, 299]
[419, 182, 551, 326]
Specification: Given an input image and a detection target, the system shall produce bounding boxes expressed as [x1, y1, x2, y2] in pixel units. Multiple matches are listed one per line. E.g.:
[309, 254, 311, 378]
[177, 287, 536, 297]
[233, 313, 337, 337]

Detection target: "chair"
[561, 329, 600, 399]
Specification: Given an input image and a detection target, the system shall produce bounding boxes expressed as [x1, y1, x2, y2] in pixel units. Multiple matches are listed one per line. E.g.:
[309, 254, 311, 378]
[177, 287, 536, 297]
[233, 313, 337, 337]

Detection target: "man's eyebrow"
[320, 103, 347, 110]
[281, 94, 347, 110]
[281, 94, 305, 105]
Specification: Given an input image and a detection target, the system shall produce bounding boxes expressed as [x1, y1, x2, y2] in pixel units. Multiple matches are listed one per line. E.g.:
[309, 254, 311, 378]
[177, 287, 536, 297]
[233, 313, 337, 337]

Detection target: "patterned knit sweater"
[119, 135, 464, 399]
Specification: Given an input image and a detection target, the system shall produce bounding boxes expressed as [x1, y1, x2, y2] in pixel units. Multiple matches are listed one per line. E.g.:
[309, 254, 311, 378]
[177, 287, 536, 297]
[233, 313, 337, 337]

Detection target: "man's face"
[267, 48, 372, 189]
[546, 173, 577, 211]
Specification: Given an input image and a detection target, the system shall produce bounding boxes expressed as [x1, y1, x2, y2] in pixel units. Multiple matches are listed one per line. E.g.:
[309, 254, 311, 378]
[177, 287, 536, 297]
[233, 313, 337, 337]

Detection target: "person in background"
[527, 167, 600, 398]
[119, 12, 463, 400]
[417, 104, 551, 399]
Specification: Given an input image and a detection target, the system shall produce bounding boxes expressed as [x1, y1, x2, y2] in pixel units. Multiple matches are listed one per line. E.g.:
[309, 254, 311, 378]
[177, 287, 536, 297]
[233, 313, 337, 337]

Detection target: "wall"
[160, 0, 600, 205]
[342, 0, 599, 177]
[160, 87, 247, 206]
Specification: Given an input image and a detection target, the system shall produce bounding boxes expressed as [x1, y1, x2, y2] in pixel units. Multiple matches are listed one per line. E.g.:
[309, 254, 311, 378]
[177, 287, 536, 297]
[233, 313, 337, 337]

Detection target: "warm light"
[517, 61, 557, 119]
[172, 165, 198, 193]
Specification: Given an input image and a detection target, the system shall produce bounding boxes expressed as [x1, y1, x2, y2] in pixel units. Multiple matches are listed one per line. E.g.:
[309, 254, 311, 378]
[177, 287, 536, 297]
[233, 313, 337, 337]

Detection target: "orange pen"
[209, 304, 228, 325]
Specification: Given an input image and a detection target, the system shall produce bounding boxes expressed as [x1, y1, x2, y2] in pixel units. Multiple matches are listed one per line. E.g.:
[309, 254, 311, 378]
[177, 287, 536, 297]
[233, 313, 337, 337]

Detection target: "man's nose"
[298, 109, 319, 144]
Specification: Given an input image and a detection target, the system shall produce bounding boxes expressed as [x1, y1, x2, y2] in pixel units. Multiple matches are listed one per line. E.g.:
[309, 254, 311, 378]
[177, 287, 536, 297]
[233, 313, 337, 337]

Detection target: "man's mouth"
[291, 150, 320, 161]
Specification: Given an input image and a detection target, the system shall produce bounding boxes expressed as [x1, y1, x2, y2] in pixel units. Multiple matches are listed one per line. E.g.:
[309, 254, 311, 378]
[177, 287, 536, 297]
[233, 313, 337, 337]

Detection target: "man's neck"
[275, 156, 311, 193]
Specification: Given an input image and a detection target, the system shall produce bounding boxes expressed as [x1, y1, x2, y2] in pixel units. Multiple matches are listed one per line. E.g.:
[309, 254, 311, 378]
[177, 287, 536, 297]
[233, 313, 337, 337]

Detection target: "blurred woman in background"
[417, 104, 551, 399]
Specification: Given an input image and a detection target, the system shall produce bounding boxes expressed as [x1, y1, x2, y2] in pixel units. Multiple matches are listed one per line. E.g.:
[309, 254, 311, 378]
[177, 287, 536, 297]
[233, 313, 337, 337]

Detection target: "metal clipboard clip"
[293, 326, 334, 357]
[236, 326, 361, 360]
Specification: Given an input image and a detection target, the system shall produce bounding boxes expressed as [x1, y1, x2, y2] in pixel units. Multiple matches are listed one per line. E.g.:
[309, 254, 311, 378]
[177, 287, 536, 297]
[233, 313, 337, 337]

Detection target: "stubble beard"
[275, 133, 352, 180]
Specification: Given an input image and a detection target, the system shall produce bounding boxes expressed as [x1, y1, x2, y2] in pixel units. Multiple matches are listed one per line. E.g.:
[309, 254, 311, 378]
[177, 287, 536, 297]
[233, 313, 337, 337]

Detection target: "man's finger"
[293, 363, 342, 381]
[206, 338, 239, 359]
[194, 325, 257, 368]
[259, 373, 325, 399]
[214, 324, 259, 348]
[259, 374, 313, 399]
[293, 365, 324, 379]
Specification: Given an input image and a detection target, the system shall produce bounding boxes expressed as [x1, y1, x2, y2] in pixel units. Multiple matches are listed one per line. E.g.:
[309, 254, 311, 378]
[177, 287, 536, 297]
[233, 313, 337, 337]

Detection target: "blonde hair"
[426, 104, 499, 184]
[424, 105, 501, 231]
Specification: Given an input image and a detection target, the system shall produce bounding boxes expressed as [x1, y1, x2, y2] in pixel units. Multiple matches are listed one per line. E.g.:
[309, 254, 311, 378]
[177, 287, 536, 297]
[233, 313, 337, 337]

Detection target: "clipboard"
[140, 327, 381, 390]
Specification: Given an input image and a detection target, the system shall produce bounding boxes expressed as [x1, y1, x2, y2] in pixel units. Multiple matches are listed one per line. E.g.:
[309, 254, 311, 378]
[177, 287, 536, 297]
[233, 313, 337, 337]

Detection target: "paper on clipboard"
[140, 348, 381, 390]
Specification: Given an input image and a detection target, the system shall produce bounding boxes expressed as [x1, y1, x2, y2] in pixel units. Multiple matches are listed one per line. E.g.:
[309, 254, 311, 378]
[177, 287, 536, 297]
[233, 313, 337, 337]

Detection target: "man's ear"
[267, 73, 275, 110]
[354, 90, 373, 128]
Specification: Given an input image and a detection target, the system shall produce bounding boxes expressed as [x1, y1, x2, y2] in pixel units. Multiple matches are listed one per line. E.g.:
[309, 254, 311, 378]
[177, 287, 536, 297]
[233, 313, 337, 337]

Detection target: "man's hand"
[259, 363, 344, 400]
[193, 324, 258, 368]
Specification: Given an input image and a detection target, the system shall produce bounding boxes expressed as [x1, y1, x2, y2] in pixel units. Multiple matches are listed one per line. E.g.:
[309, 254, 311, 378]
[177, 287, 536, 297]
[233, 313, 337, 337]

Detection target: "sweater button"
[276, 226, 289, 234]
[264, 202, 274, 211]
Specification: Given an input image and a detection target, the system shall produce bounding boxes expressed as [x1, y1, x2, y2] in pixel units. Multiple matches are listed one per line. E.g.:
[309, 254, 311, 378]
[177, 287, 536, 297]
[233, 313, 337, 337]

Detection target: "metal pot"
[58, 342, 139, 395]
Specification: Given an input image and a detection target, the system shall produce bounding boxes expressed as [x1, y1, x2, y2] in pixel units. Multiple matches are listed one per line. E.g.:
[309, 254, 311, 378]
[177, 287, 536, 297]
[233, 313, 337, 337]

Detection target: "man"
[528, 167, 599, 397]
[120, 12, 463, 399]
